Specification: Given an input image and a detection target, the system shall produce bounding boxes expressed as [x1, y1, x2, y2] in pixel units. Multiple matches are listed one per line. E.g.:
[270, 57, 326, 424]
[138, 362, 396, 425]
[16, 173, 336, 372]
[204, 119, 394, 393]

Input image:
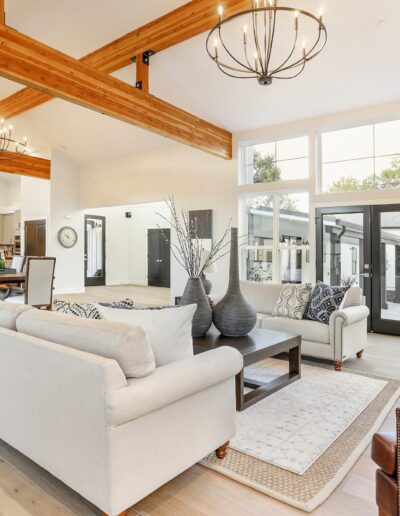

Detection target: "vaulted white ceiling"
[1, 0, 399, 164]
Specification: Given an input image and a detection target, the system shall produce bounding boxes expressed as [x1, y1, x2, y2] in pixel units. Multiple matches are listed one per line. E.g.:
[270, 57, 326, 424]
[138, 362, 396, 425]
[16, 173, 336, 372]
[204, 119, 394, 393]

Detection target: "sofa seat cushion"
[16, 309, 155, 378]
[0, 300, 33, 330]
[96, 304, 197, 367]
[261, 316, 330, 344]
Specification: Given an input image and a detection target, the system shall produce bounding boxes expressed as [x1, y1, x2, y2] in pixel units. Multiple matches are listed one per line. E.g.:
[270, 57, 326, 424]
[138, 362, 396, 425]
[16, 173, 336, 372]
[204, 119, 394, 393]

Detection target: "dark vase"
[181, 278, 212, 337]
[201, 273, 212, 295]
[213, 228, 257, 337]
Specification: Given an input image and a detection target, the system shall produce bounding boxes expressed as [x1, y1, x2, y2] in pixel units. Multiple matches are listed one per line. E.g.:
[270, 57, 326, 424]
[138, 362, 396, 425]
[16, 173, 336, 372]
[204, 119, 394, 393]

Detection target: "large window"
[241, 135, 308, 185]
[321, 119, 400, 193]
[243, 192, 310, 284]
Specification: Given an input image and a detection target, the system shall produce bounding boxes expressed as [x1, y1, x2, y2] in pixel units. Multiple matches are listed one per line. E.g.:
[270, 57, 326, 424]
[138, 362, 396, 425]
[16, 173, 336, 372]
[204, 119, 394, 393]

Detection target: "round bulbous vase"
[180, 277, 212, 337]
[213, 228, 257, 337]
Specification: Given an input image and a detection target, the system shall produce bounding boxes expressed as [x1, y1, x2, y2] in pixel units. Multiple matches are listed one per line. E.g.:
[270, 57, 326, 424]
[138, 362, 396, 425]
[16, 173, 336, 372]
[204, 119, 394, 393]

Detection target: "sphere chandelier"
[206, 1, 327, 86]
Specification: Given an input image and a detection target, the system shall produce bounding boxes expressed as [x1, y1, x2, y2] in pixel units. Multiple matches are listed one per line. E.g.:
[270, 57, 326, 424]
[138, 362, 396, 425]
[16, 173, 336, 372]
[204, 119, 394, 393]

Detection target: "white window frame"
[238, 132, 310, 186]
[240, 191, 310, 284]
[317, 115, 400, 195]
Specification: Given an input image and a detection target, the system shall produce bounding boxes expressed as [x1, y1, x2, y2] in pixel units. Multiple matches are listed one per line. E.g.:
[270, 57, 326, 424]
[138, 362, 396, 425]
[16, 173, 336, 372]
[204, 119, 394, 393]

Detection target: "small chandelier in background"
[0, 119, 28, 161]
[206, 1, 327, 86]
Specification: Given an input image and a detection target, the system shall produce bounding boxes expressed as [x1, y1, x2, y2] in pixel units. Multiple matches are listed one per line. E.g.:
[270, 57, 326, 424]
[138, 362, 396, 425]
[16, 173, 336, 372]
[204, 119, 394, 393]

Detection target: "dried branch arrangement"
[157, 196, 231, 278]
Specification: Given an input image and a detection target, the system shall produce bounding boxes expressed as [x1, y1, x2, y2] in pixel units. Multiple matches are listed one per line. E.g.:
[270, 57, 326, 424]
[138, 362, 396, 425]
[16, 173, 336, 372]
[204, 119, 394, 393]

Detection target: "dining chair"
[5, 257, 56, 310]
[11, 255, 26, 273]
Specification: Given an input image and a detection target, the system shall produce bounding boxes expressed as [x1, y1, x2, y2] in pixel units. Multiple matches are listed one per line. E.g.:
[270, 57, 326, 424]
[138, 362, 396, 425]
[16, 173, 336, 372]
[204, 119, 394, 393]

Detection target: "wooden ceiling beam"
[0, 0, 249, 121]
[135, 53, 150, 93]
[0, 1, 4, 25]
[0, 152, 50, 180]
[0, 25, 232, 159]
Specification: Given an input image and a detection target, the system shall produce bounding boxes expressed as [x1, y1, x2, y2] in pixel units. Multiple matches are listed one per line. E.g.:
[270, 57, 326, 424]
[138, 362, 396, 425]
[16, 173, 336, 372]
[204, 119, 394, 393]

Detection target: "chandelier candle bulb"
[319, 7, 324, 22]
[218, 5, 223, 20]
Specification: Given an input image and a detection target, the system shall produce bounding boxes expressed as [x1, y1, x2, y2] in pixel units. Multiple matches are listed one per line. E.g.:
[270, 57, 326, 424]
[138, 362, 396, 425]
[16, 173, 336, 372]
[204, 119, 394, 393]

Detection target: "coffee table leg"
[235, 369, 244, 411]
[289, 343, 301, 378]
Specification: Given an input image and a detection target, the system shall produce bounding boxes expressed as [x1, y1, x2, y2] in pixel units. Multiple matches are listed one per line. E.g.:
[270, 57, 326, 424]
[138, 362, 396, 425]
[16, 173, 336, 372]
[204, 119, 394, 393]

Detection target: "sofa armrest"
[330, 305, 370, 327]
[372, 432, 397, 476]
[108, 346, 243, 426]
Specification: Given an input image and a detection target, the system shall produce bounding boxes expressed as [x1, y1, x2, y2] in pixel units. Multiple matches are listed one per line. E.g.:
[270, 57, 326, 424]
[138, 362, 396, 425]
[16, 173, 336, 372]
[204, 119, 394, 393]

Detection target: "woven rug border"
[201, 367, 400, 512]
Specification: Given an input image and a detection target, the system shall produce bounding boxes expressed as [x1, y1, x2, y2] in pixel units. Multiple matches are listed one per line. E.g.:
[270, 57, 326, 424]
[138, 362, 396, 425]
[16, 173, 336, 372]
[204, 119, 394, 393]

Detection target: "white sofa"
[0, 304, 242, 516]
[240, 281, 370, 370]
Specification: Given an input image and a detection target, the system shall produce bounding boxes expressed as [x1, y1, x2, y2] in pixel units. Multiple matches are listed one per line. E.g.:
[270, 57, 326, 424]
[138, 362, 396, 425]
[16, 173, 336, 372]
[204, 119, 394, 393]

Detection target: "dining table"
[0, 269, 25, 284]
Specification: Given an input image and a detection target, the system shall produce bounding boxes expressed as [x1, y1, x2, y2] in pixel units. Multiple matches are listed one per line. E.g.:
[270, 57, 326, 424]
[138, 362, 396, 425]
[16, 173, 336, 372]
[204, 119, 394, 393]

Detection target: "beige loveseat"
[240, 281, 370, 370]
[0, 303, 242, 515]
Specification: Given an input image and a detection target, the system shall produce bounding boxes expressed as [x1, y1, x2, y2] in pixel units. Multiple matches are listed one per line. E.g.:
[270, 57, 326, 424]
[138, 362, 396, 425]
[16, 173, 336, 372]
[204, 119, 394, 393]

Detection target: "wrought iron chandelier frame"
[206, 4, 327, 85]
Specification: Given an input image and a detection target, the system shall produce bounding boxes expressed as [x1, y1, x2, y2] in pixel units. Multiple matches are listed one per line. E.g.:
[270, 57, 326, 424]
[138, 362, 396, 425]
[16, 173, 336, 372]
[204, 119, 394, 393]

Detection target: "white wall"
[20, 176, 50, 253]
[84, 202, 169, 286]
[49, 149, 84, 294]
[79, 145, 237, 298]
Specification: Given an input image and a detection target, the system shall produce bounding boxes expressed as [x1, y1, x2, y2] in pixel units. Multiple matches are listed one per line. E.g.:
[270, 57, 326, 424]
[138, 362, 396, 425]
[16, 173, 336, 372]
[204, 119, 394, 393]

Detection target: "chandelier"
[0, 119, 28, 161]
[206, 1, 327, 85]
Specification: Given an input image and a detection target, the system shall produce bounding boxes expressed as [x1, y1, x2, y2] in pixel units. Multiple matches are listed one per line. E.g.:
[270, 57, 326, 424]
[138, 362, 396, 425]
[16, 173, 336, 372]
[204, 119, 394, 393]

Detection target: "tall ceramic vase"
[213, 228, 257, 337]
[180, 277, 212, 337]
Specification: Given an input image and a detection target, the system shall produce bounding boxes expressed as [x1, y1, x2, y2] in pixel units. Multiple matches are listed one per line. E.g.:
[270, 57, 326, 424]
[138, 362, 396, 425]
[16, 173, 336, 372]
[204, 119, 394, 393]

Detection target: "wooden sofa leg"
[216, 441, 229, 459]
[356, 349, 364, 358]
[334, 361, 343, 372]
[104, 512, 128, 516]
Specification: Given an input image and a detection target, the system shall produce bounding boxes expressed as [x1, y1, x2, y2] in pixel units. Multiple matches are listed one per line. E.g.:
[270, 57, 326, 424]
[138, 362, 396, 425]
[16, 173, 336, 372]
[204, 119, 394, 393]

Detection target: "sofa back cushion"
[96, 304, 196, 367]
[240, 281, 284, 315]
[16, 309, 155, 378]
[0, 301, 33, 330]
[342, 286, 363, 308]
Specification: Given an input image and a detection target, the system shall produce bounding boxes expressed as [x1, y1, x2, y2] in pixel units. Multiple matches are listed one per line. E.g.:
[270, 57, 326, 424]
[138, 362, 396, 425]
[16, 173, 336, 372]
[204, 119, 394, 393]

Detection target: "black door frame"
[371, 204, 400, 336]
[84, 215, 106, 287]
[316, 206, 372, 330]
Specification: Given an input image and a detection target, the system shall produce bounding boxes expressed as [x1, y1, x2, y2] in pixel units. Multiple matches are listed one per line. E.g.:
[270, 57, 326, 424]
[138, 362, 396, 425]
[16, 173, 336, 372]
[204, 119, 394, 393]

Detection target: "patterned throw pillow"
[272, 283, 313, 320]
[53, 300, 101, 319]
[54, 298, 135, 319]
[99, 298, 135, 309]
[303, 282, 349, 324]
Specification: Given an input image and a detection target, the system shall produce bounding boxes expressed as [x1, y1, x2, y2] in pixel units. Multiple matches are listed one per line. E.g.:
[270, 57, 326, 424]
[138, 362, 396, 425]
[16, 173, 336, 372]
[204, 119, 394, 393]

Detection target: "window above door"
[320, 119, 400, 194]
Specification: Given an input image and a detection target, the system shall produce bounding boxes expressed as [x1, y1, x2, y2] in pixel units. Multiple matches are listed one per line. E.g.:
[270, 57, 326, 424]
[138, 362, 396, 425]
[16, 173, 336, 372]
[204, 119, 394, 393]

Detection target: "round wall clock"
[57, 226, 78, 248]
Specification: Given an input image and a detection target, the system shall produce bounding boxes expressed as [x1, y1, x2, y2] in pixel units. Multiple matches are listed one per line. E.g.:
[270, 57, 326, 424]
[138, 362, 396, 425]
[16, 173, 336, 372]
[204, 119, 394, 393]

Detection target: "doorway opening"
[83, 202, 171, 298]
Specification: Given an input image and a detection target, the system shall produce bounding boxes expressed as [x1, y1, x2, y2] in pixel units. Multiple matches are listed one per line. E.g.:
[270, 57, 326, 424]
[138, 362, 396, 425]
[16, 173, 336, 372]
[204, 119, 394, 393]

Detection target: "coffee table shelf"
[194, 327, 301, 411]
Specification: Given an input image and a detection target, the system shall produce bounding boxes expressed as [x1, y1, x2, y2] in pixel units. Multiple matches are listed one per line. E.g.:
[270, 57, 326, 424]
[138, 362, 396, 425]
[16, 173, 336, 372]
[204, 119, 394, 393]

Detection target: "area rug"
[201, 359, 400, 512]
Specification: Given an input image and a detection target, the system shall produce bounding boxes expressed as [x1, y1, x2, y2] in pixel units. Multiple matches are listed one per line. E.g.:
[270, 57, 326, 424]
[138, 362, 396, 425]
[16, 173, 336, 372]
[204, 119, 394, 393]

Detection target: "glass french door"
[316, 206, 372, 329]
[84, 215, 106, 287]
[371, 205, 400, 335]
[317, 204, 400, 335]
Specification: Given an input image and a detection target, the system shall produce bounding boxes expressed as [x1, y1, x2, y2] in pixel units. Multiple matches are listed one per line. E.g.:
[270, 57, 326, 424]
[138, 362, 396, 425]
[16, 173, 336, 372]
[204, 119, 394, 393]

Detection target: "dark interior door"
[371, 205, 400, 335]
[85, 215, 106, 287]
[148, 228, 170, 288]
[24, 219, 46, 256]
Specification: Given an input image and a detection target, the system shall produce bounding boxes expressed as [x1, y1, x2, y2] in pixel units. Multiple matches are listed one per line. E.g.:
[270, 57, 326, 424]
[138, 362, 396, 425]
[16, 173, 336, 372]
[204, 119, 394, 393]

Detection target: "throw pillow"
[16, 309, 155, 378]
[54, 300, 101, 319]
[99, 298, 135, 309]
[304, 282, 349, 324]
[272, 283, 313, 320]
[96, 303, 197, 367]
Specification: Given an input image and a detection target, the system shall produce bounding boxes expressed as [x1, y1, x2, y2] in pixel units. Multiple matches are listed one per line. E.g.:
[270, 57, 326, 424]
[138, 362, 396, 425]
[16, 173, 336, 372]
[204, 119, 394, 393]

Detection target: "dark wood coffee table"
[194, 327, 301, 411]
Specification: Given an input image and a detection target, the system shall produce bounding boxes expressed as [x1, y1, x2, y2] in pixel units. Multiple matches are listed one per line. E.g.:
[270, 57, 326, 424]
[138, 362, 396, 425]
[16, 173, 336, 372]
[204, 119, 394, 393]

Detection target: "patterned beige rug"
[201, 359, 400, 512]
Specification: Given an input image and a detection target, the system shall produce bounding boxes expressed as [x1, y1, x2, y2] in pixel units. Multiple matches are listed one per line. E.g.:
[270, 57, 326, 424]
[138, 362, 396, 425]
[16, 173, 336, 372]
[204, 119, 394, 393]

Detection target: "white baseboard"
[54, 287, 85, 295]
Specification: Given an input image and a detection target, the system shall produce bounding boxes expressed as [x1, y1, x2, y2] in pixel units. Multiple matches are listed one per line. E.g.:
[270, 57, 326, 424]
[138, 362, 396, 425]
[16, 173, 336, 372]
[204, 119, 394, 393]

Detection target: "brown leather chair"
[372, 408, 399, 516]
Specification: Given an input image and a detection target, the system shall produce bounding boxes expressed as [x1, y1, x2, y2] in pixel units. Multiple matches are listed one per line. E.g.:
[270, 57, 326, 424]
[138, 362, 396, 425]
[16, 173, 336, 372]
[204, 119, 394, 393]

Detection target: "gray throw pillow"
[272, 283, 313, 320]
[303, 282, 349, 324]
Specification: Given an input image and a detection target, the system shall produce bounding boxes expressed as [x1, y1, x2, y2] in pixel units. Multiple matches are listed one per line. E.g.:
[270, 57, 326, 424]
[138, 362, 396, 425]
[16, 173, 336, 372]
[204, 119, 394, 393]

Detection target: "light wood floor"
[1, 286, 398, 515]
